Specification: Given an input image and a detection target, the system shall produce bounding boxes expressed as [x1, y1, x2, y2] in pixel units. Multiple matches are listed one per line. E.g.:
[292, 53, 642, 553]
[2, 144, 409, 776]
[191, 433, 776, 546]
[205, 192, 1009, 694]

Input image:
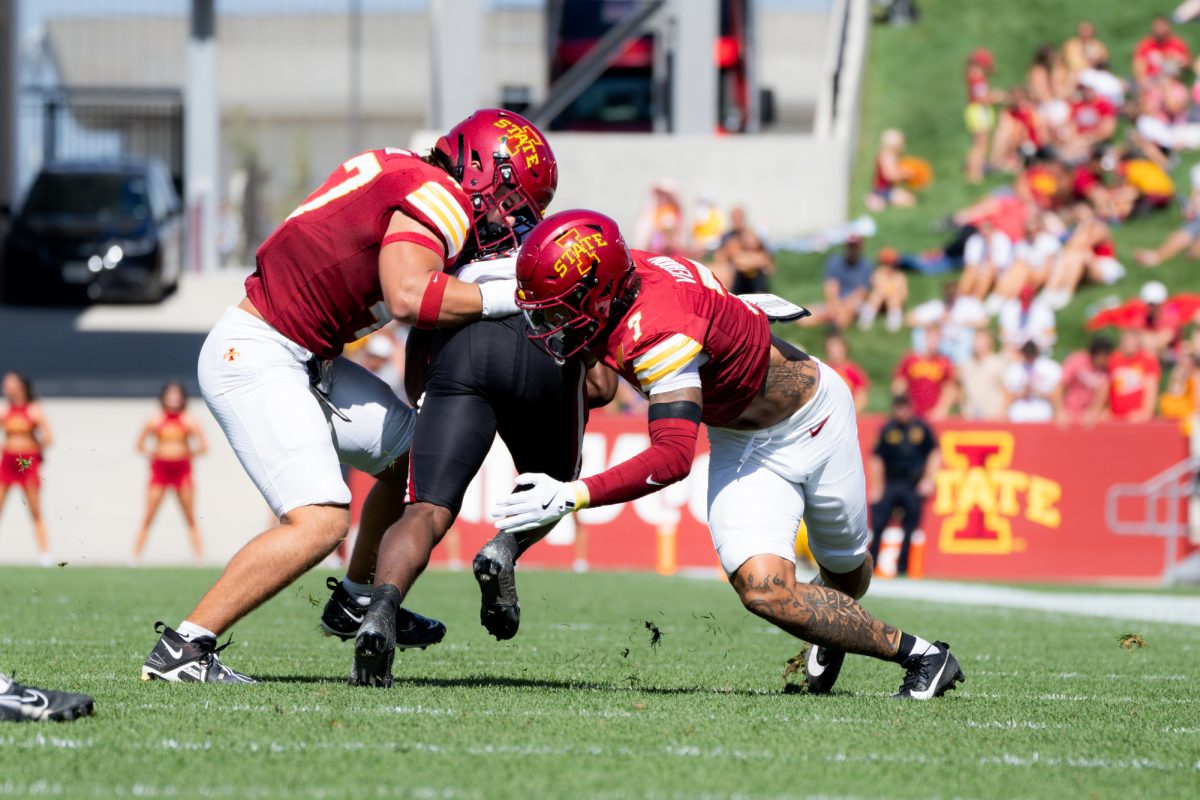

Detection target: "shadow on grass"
[255, 673, 779, 697]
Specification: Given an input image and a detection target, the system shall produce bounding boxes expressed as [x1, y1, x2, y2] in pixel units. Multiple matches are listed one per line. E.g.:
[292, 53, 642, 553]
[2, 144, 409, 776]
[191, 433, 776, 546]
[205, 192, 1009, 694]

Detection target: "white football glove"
[490, 472, 590, 533]
[478, 278, 520, 319]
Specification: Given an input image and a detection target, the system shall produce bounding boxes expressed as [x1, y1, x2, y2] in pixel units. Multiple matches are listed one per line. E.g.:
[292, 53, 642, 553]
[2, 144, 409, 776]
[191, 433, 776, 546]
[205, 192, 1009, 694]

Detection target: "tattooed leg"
[732, 554, 900, 660]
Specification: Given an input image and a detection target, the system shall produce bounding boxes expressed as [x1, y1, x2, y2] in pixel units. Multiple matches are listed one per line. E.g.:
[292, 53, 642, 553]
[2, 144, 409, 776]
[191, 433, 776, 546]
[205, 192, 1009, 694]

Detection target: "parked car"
[0, 158, 184, 303]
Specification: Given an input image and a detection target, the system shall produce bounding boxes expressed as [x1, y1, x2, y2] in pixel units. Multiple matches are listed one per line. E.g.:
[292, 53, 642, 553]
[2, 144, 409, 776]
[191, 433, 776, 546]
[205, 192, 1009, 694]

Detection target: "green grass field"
[2, 567, 1198, 798]
[771, 0, 1199, 413]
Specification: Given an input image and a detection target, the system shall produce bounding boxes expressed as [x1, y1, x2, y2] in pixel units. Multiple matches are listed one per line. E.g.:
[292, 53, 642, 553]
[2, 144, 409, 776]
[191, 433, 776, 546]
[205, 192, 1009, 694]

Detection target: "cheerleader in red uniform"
[132, 381, 207, 563]
[1, 373, 53, 565]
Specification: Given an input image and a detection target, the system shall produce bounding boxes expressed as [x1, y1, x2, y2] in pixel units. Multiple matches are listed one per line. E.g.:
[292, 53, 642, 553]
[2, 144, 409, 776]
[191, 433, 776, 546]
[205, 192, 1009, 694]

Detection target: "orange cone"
[907, 530, 926, 580]
[873, 526, 904, 578]
[655, 522, 677, 576]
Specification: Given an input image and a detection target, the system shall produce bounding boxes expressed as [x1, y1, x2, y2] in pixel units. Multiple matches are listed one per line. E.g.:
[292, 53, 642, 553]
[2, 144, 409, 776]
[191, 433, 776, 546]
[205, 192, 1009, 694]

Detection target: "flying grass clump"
[1118, 633, 1147, 650]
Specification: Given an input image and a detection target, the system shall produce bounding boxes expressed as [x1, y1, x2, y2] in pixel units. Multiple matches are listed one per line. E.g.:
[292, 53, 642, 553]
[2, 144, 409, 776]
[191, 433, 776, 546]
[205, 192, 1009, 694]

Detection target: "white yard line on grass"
[854, 579, 1200, 627]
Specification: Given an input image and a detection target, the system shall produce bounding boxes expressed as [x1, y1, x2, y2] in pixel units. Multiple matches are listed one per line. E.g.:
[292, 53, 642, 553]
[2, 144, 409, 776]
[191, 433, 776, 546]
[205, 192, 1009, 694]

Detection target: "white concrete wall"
[521, 133, 849, 238]
[0, 398, 270, 566]
[0, 272, 268, 566]
[758, 10, 831, 131]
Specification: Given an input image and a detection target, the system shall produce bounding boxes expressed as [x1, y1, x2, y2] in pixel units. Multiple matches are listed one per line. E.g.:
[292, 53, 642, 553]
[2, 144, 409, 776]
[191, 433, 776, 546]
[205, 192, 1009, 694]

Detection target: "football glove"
[490, 472, 590, 533]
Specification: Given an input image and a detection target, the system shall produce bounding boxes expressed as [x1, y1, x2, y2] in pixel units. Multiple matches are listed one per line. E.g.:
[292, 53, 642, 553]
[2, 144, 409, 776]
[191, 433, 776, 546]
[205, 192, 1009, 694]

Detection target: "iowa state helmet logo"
[552, 228, 608, 278]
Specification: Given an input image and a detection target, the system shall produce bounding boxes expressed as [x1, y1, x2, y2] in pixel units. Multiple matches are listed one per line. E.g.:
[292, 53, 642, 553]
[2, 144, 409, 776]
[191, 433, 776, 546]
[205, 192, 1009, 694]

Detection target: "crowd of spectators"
[872, 275, 1188, 425]
[515, 13, 1200, 429]
[843, 12, 1200, 426]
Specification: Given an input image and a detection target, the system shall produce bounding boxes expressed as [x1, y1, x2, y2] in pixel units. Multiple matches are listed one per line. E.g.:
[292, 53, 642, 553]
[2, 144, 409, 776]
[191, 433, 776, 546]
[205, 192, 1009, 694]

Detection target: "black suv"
[0, 158, 184, 303]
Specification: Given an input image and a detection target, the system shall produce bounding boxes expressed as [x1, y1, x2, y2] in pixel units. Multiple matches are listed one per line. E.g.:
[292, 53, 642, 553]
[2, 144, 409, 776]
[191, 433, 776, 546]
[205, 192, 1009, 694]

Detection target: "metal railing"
[19, 86, 183, 187]
[1106, 455, 1199, 584]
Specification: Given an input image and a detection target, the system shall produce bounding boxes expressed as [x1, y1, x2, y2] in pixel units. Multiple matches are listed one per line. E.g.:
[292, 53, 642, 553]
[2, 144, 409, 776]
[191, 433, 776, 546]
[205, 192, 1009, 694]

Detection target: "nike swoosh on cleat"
[341, 607, 365, 624]
[645, 476, 663, 486]
[808, 415, 831, 438]
[909, 653, 950, 700]
[806, 647, 826, 677]
[163, 642, 184, 660]
[21, 691, 49, 711]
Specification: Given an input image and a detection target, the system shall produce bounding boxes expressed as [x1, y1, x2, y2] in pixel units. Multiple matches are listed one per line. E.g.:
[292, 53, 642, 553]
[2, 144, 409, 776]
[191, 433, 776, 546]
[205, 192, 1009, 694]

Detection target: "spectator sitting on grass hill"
[858, 246, 908, 332]
[1059, 335, 1114, 425]
[958, 329, 1008, 421]
[816, 234, 872, 331]
[866, 128, 920, 212]
[893, 326, 958, 421]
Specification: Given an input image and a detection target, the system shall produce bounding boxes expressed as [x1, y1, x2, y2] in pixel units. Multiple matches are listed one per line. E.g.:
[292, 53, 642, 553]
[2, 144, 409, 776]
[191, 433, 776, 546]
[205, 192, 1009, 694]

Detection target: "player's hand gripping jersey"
[594, 251, 772, 427]
[246, 148, 473, 359]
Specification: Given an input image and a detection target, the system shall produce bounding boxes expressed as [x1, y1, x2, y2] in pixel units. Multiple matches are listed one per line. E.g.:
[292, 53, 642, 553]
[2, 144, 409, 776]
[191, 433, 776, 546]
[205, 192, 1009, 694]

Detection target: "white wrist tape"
[479, 279, 520, 319]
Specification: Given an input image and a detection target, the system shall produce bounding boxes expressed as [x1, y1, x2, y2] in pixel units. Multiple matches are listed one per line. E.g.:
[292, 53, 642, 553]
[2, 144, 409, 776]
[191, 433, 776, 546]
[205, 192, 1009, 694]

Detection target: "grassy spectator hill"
[774, 0, 1194, 412]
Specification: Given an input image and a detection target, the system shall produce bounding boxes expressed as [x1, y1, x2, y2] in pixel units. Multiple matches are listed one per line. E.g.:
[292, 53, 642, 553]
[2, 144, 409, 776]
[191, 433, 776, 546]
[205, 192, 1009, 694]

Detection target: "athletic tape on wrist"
[416, 272, 449, 330]
[479, 279, 518, 319]
[570, 480, 591, 510]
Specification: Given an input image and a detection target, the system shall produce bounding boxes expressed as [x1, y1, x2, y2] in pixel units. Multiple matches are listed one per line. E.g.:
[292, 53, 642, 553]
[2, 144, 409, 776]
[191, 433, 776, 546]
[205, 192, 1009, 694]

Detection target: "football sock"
[893, 632, 939, 663]
[369, 584, 404, 619]
[176, 620, 217, 642]
[342, 577, 372, 607]
[0, 673, 11, 693]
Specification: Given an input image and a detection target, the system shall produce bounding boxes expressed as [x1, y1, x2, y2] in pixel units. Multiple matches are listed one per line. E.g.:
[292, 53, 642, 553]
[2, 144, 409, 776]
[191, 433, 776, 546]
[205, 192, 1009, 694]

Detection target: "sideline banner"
[349, 415, 1191, 581]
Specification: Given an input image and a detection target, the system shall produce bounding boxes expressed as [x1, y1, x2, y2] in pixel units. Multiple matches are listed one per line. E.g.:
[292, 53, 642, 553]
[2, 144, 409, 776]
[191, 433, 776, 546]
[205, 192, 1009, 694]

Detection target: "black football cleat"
[804, 644, 846, 695]
[349, 585, 402, 688]
[0, 675, 95, 722]
[320, 577, 446, 649]
[473, 536, 521, 641]
[893, 641, 964, 700]
[141, 622, 255, 684]
[320, 577, 364, 641]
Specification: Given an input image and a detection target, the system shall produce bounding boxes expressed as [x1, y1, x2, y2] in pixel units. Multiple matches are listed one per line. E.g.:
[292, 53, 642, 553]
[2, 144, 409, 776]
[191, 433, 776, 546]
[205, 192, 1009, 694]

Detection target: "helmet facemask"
[519, 271, 604, 364]
[450, 138, 543, 260]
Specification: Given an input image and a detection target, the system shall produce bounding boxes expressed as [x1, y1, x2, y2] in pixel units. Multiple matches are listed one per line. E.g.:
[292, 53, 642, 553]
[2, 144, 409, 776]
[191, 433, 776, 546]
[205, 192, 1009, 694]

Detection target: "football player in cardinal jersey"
[348, 115, 618, 687]
[141, 109, 555, 684]
[490, 210, 965, 700]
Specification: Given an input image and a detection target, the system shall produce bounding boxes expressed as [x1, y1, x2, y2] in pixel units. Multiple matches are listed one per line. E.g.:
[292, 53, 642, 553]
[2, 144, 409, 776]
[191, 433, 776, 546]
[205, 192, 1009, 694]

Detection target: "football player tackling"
[141, 110, 550, 683]
[347, 112, 620, 686]
[491, 210, 965, 700]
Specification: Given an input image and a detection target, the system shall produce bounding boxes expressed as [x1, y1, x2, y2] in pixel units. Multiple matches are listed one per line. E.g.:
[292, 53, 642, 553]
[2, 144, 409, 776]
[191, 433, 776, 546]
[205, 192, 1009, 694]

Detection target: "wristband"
[415, 272, 449, 330]
[479, 279, 520, 319]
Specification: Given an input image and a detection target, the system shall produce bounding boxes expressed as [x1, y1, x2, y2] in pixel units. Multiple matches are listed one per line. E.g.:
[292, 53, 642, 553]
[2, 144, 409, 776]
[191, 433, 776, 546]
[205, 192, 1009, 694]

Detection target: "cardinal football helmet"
[435, 109, 557, 259]
[515, 209, 636, 362]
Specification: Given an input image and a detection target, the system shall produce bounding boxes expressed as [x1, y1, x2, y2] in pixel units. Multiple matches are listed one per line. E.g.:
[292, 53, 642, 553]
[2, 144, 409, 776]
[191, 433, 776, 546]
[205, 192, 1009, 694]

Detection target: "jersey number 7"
[287, 152, 383, 221]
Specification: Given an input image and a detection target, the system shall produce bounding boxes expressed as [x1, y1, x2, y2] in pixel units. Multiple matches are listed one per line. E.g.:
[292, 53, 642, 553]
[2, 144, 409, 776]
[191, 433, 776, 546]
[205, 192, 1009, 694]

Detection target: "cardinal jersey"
[596, 250, 772, 427]
[246, 148, 473, 359]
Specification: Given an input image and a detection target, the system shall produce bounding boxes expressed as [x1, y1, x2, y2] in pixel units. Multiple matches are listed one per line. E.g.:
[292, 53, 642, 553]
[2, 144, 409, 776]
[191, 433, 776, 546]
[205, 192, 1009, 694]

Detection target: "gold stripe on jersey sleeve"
[633, 335, 698, 377]
[414, 185, 464, 254]
[426, 182, 471, 243]
[405, 189, 458, 253]
[409, 184, 464, 256]
[638, 341, 703, 387]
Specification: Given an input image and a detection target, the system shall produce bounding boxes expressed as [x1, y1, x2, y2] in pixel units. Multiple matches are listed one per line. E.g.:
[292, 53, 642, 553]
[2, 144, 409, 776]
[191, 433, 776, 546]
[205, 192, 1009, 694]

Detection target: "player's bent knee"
[730, 555, 797, 619]
[402, 502, 454, 541]
[282, 503, 351, 549]
[819, 553, 872, 600]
